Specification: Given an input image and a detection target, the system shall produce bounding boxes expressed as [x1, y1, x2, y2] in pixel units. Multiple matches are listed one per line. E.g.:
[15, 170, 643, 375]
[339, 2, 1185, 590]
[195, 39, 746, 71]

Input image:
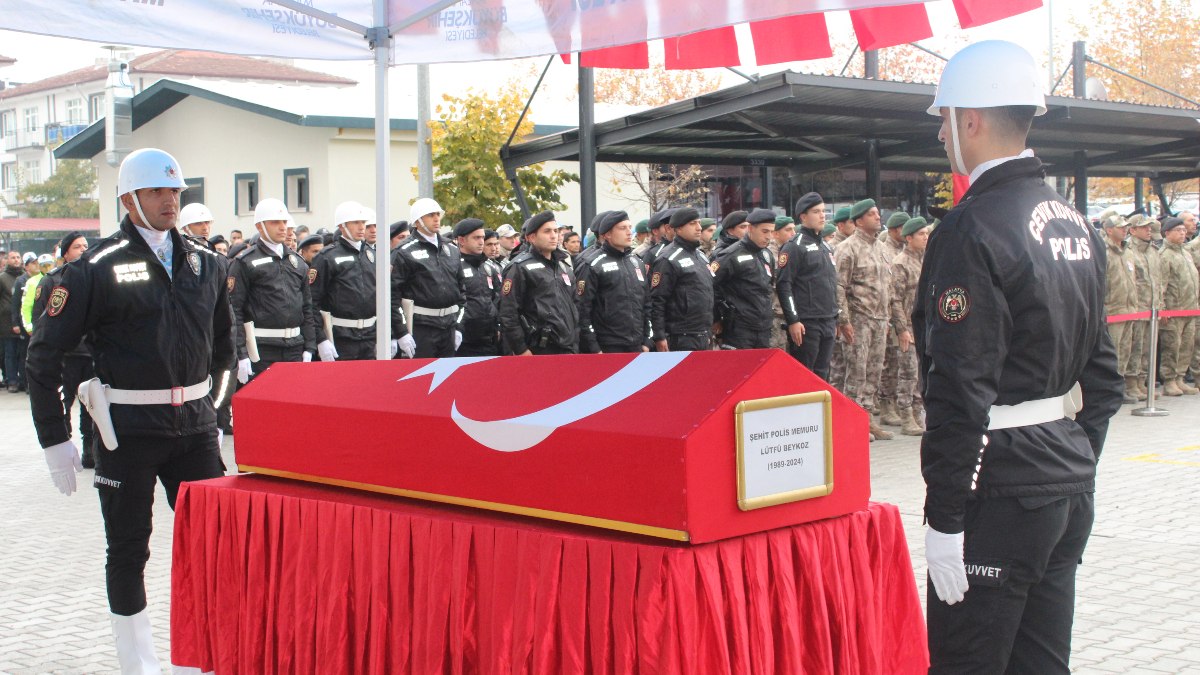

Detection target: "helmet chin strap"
[949, 107, 969, 177]
[415, 215, 437, 237]
[131, 193, 153, 230]
[256, 222, 281, 246]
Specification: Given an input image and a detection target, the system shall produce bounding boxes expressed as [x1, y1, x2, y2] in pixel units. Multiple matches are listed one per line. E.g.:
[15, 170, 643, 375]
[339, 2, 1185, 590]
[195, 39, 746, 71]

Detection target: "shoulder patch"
[710, 261, 720, 273]
[308, 268, 317, 284]
[34, 284, 42, 300]
[227, 275, 236, 293]
[502, 278, 513, 295]
[47, 286, 69, 317]
[576, 279, 586, 296]
[938, 286, 970, 323]
[651, 271, 662, 288]
[777, 252, 788, 269]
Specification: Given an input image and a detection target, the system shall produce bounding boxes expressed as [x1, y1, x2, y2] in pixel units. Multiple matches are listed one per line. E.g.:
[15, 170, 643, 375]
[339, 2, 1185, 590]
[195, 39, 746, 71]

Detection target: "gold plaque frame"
[735, 391, 834, 511]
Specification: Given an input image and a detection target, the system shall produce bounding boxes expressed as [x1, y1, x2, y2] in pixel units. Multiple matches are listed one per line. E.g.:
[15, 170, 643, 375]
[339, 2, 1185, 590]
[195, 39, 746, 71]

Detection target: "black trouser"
[13, 335, 27, 388]
[598, 341, 645, 354]
[94, 431, 224, 615]
[62, 354, 95, 461]
[723, 326, 772, 350]
[250, 343, 305, 379]
[414, 320, 456, 358]
[667, 332, 712, 352]
[786, 318, 836, 382]
[334, 336, 376, 361]
[457, 339, 499, 357]
[928, 492, 1094, 675]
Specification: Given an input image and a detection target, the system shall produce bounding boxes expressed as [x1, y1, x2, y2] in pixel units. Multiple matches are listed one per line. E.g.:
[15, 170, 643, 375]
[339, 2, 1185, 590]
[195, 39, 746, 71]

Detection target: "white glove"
[302, 351, 313, 363]
[390, 339, 399, 359]
[237, 358, 253, 384]
[925, 527, 969, 605]
[398, 334, 416, 359]
[317, 340, 338, 362]
[44, 440, 83, 496]
[454, 330, 463, 351]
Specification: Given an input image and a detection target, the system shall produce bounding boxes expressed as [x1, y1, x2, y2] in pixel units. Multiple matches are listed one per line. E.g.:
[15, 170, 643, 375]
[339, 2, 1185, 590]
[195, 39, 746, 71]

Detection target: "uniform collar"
[601, 241, 628, 257]
[256, 238, 285, 258]
[969, 149, 1035, 185]
[672, 236, 700, 252]
[853, 228, 878, 245]
[963, 155, 1045, 201]
[340, 236, 363, 252]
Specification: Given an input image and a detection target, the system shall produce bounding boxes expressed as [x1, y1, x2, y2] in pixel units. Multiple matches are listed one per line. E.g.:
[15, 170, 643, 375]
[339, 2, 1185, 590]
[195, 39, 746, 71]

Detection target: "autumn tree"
[592, 63, 720, 107]
[3, 160, 99, 218]
[417, 82, 577, 226]
[609, 163, 710, 213]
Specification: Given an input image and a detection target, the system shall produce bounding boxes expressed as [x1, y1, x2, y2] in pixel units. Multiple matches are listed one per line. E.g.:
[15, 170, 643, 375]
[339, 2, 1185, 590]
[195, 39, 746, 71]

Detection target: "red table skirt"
[171, 475, 928, 674]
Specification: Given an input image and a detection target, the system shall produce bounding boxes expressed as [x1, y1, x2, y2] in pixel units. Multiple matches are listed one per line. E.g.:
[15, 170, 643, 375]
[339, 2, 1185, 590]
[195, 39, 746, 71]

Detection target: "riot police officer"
[650, 207, 715, 352]
[576, 211, 651, 353]
[776, 192, 839, 380]
[390, 198, 465, 359]
[712, 208, 776, 349]
[309, 201, 377, 361]
[499, 211, 579, 355]
[26, 148, 233, 673]
[229, 198, 319, 383]
[455, 218, 502, 356]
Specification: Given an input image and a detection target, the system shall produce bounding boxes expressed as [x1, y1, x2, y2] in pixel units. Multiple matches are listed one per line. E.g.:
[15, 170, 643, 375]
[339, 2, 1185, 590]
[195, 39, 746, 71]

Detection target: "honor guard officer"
[916, 41, 1122, 674]
[390, 198, 465, 359]
[178, 202, 215, 248]
[712, 208, 776, 349]
[711, 210, 749, 260]
[777, 192, 839, 381]
[229, 197, 319, 384]
[650, 207, 715, 352]
[26, 148, 234, 673]
[309, 201, 377, 361]
[576, 210, 652, 354]
[455, 218, 502, 356]
[499, 211, 579, 355]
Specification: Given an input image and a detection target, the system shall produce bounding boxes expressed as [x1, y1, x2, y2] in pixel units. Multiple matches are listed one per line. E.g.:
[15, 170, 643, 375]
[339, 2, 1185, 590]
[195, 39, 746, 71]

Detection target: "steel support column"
[578, 65, 597, 235]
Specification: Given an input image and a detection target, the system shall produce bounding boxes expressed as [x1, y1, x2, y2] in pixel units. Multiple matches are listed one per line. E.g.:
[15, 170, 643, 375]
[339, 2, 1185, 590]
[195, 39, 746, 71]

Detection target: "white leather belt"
[254, 326, 301, 339]
[988, 383, 1082, 430]
[330, 316, 377, 329]
[412, 304, 459, 317]
[106, 378, 212, 407]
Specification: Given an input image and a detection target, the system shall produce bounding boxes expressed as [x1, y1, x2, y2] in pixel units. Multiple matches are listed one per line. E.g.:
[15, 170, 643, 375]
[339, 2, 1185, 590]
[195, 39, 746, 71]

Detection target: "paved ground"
[1, 387, 1198, 673]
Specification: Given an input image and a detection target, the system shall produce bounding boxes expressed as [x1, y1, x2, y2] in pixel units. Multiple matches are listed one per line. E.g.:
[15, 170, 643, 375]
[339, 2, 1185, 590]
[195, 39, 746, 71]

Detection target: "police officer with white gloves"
[26, 148, 234, 673]
[309, 201, 377, 361]
[228, 198, 318, 383]
[390, 198, 465, 358]
[915, 41, 1122, 673]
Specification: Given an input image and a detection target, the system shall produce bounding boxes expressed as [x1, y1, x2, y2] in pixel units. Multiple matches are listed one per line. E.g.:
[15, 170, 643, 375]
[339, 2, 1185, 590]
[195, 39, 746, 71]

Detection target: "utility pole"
[417, 64, 433, 198]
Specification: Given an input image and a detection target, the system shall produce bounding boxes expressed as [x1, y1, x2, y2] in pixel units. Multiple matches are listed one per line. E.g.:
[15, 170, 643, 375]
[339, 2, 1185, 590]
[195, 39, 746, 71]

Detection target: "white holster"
[77, 377, 118, 450]
[243, 321, 261, 363]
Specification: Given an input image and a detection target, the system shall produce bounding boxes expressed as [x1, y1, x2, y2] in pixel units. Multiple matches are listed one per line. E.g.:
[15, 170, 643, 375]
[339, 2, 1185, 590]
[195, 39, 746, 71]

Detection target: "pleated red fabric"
[172, 476, 928, 674]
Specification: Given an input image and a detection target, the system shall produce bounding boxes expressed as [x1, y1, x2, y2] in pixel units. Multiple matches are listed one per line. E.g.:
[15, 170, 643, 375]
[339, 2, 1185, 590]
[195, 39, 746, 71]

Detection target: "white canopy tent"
[3, 0, 915, 359]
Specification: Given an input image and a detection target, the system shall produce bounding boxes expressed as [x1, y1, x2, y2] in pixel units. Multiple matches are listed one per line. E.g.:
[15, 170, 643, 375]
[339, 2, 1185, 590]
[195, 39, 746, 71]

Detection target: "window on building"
[22, 160, 41, 185]
[0, 110, 13, 138]
[181, 178, 206, 209]
[1, 163, 16, 189]
[284, 168, 309, 212]
[89, 94, 104, 123]
[23, 107, 39, 132]
[235, 173, 258, 216]
[65, 98, 84, 125]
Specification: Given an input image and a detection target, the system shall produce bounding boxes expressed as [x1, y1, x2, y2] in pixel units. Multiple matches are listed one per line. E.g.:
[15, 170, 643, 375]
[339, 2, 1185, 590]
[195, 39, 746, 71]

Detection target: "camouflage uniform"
[1103, 238, 1139, 378]
[876, 236, 906, 418]
[767, 238, 788, 350]
[834, 229, 892, 414]
[1186, 238, 1200, 376]
[1159, 240, 1199, 385]
[1128, 236, 1162, 393]
[889, 246, 923, 414]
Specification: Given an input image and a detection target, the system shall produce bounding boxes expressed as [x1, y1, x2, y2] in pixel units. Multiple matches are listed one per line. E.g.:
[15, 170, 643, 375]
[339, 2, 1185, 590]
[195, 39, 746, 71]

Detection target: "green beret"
[886, 212, 910, 230]
[774, 216, 795, 231]
[634, 219, 650, 234]
[901, 217, 929, 237]
[850, 199, 877, 221]
[821, 223, 836, 238]
[833, 206, 851, 224]
[699, 218, 717, 230]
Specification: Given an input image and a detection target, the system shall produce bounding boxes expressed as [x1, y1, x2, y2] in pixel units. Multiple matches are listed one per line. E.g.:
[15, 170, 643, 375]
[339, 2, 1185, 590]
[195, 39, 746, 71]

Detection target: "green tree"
[3, 160, 99, 218]
[416, 83, 577, 226]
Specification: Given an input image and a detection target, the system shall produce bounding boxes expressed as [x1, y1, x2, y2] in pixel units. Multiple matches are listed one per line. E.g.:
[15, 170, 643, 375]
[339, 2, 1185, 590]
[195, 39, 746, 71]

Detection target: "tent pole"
[371, 1, 392, 361]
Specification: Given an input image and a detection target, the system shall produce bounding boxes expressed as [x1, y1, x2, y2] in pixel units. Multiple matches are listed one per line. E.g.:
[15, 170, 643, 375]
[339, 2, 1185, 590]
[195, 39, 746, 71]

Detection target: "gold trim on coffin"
[236, 465, 691, 542]
[735, 391, 835, 511]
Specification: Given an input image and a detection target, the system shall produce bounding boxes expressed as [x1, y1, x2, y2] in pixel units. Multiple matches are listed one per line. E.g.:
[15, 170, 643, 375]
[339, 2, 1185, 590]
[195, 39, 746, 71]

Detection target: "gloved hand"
[302, 351, 313, 363]
[237, 358, 253, 384]
[44, 440, 83, 496]
[454, 330, 463, 351]
[390, 340, 399, 359]
[926, 527, 969, 605]
[317, 340, 338, 362]
[398, 334, 416, 359]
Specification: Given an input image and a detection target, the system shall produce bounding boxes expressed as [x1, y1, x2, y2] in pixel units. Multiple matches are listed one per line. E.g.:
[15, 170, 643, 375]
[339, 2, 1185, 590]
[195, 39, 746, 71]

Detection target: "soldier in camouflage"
[1159, 217, 1199, 395]
[889, 217, 929, 436]
[1099, 212, 1140, 403]
[1125, 215, 1160, 400]
[877, 211, 912, 427]
[768, 216, 796, 351]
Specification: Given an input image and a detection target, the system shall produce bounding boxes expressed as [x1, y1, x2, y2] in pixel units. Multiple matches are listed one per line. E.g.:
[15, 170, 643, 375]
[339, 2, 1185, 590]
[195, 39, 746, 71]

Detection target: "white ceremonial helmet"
[253, 198, 290, 226]
[334, 200, 367, 227]
[409, 197, 443, 224]
[117, 148, 188, 197]
[179, 202, 214, 229]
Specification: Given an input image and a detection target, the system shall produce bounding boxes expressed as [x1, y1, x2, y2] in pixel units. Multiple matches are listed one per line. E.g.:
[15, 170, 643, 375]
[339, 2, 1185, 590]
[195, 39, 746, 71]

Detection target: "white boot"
[111, 608, 163, 674]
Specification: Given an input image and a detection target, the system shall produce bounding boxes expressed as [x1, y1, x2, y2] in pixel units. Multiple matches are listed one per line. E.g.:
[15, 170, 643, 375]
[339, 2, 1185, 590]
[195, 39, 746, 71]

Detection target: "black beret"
[590, 210, 614, 233]
[596, 210, 629, 236]
[794, 192, 823, 215]
[208, 235, 227, 247]
[721, 210, 748, 229]
[522, 211, 556, 236]
[453, 218, 486, 238]
[389, 220, 409, 238]
[746, 208, 777, 225]
[649, 208, 675, 229]
[298, 234, 324, 249]
[669, 207, 701, 228]
[227, 241, 248, 258]
[58, 231, 86, 256]
[1161, 216, 1186, 233]
[483, 228, 498, 240]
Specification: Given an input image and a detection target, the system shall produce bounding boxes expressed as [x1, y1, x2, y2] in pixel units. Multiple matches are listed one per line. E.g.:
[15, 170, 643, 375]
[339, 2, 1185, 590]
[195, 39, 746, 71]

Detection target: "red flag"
[849, 4, 933, 52]
[560, 53, 572, 65]
[749, 14, 833, 66]
[664, 26, 740, 70]
[952, 174, 970, 204]
[580, 42, 650, 69]
[952, 0, 1042, 29]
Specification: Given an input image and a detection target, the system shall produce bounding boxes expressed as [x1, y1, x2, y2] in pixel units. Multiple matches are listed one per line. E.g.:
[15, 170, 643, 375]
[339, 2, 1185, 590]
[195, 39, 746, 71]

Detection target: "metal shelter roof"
[503, 71, 1200, 183]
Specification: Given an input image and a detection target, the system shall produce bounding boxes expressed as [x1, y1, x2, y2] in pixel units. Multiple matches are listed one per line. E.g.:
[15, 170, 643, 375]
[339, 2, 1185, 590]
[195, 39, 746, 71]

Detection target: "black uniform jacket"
[776, 226, 839, 323]
[390, 232, 465, 338]
[460, 252, 501, 347]
[310, 237, 377, 343]
[912, 157, 1123, 533]
[639, 240, 668, 274]
[499, 248, 579, 354]
[228, 238, 318, 359]
[32, 266, 91, 358]
[649, 237, 715, 341]
[27, 216, 235, 445]
[576, 242, 651, 353]
[712, 236, 775, 344]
